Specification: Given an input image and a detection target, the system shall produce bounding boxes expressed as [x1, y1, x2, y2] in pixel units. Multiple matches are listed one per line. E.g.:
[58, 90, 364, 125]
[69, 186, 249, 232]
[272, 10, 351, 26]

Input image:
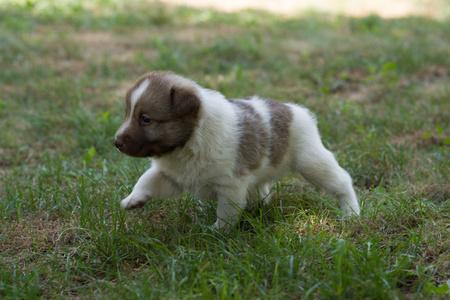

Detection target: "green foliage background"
[0, 0, 449, 298]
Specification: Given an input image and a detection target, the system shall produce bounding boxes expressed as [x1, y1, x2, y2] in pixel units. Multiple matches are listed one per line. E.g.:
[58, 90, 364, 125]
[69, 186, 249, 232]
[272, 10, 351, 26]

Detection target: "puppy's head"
[114, 71, 201, 158]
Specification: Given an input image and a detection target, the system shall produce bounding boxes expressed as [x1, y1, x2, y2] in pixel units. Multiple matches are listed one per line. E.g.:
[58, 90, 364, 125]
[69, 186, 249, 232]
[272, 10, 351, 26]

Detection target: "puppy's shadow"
[235, 202, 279, 233]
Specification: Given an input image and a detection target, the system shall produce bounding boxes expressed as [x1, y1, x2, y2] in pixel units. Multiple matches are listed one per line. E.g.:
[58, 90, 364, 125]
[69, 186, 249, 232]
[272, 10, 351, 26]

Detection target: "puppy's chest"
[156, 153, 231, 186]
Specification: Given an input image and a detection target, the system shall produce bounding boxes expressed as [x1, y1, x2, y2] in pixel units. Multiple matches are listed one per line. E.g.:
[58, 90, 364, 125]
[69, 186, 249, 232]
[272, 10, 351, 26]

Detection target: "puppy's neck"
[156, 87, 236, 164]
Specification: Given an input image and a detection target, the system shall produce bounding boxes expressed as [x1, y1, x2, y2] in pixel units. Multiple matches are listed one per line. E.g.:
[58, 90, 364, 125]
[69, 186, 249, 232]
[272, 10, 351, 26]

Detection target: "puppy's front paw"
[120, 195, 148, 210]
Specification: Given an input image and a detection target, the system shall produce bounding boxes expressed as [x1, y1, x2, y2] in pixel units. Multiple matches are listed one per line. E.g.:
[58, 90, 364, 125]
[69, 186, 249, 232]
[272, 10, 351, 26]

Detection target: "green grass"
[1, 0, 449, 298]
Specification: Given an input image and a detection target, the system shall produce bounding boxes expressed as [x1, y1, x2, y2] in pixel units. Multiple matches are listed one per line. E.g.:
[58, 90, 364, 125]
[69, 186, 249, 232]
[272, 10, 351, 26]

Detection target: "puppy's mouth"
[114, 139, 143, 157]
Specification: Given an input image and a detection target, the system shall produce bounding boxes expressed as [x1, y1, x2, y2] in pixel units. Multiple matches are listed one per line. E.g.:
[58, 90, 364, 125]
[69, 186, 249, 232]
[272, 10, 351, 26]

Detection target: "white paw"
[262, 191, 273, 205]
[212, 220, 221, 229]
[120, 194, 147, 210]
[120, 196, 131, 210]
[342, 204, 361, 217]
[212, 218, 236, 232]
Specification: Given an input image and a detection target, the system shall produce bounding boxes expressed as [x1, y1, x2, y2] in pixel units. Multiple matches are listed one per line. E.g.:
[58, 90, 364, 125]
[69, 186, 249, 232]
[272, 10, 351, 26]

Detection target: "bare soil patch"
[0, 214, 76, 256]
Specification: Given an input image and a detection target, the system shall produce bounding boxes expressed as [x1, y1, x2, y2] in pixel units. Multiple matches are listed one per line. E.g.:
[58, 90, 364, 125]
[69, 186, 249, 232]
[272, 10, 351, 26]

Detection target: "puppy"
[114, 71, 360, 229]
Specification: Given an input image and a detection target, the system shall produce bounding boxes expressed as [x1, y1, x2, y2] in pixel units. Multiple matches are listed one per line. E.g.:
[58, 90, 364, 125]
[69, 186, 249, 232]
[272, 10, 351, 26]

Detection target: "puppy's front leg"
[121, 166, 182, 210]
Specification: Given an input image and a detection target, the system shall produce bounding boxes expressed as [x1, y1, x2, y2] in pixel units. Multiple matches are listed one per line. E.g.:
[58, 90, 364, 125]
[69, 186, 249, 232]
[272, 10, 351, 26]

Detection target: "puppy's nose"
[114, 138, 125, 149]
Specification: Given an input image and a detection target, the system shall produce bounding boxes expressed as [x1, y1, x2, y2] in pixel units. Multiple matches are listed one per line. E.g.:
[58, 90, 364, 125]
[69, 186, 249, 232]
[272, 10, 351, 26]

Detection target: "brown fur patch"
[264, 99, 293, 166]
[171, 87, 201, 117]
[228, 98, 269, 174]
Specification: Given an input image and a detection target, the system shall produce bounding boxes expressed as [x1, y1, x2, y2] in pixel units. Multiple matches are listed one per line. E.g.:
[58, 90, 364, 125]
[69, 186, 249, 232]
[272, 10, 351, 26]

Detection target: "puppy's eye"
[140, 116, 152, 125]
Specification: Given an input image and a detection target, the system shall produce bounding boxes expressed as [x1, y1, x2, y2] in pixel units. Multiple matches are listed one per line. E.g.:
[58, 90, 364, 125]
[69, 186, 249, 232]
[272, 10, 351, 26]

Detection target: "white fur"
[120, 80, 360, 229]
[130, 78, 150, 115]
[115, 79, 150, 139]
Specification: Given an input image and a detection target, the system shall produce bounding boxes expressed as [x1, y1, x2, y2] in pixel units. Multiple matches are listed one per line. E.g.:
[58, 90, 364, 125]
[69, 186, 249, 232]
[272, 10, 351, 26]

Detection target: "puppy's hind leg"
[213, 186, 249, 229]
[121, 166, 182, 210]
[259, 184, 273, 205]
[247, 184, 272, 205]
[294, 138, 360, 216]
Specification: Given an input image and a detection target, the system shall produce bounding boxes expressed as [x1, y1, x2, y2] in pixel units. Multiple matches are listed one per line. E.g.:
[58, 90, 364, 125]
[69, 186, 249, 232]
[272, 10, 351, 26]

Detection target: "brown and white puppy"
[114, 71, 360, 229]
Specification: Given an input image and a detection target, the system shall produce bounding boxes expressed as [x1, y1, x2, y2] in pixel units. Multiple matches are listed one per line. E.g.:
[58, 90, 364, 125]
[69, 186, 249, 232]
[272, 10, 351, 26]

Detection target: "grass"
[0, 0, 449, 298]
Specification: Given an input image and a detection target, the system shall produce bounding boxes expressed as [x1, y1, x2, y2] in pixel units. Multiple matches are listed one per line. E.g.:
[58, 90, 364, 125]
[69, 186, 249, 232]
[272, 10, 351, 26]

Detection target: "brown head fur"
[114, 72, 201, 157]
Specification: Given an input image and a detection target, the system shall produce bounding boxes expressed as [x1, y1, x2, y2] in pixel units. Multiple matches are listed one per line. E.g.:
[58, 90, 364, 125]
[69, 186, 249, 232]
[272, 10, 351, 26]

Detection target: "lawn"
[0, 0, 449, 298]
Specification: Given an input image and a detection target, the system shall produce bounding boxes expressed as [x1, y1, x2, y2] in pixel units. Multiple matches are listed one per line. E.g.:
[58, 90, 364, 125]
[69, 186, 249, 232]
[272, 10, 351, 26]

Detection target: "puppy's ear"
[170, 87, 200, 117]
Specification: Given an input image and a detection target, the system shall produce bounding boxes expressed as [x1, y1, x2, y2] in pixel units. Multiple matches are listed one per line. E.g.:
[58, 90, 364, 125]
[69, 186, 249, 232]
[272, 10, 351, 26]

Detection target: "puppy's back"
[226, 96, 298, 176]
